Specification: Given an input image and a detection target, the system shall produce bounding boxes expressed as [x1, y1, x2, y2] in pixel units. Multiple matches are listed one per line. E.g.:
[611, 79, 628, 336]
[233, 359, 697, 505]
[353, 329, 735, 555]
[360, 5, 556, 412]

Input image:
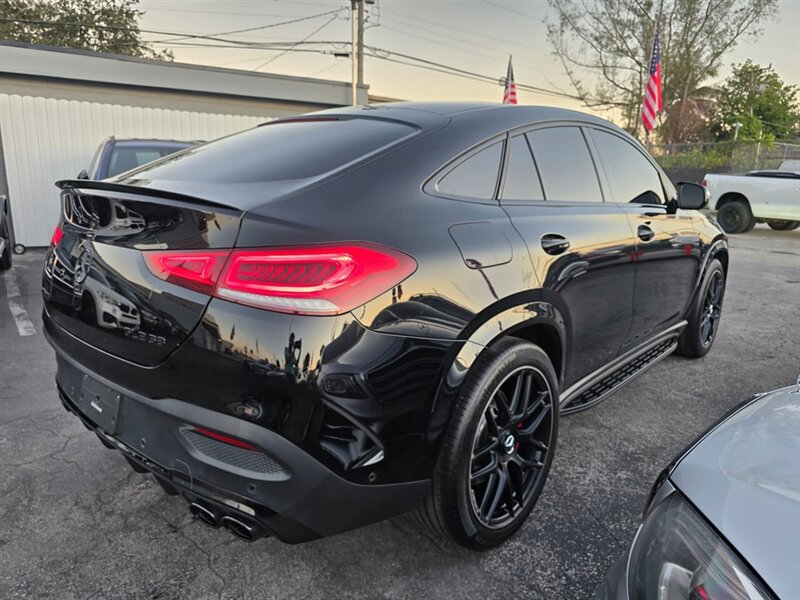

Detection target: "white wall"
[0, 92, 268, 247]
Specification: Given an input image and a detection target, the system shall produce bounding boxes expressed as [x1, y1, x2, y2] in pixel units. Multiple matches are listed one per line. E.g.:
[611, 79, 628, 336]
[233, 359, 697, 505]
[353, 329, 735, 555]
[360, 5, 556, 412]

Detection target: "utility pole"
[748, 63, 772, 117]
[350, 0, 357, 106]
[357, 0, 365, 87]
[349, 0, 367, 106]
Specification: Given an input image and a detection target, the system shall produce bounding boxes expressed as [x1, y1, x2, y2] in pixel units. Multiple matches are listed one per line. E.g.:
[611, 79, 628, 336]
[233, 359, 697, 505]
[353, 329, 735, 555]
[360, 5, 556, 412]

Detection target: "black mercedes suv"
[42, 103, 728, 549]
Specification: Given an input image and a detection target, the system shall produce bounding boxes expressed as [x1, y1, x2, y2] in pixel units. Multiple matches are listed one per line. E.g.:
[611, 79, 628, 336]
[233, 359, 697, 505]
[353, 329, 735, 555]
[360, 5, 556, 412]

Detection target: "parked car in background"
[595, 380, 800, 600]
[704, 170, 800, 233]
[80, 137, 197, 180]
[0, 194, 14, 270]
[778, 159, 800, 172]
[43, 103, 727, 549]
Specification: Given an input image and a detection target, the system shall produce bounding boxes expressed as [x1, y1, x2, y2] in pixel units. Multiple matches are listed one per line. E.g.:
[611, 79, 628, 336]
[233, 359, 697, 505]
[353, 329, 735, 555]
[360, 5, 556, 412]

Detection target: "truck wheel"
[767, 220, 800, 231]
[717, 201, 752, 234]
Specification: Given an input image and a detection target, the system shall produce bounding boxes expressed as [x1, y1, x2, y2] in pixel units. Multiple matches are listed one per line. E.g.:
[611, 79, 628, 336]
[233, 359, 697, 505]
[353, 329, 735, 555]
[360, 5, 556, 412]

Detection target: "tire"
[716, 200, 753, 234]
[767, 220, 800, 231]
[416, 337, 559, 550]
[676, 259, 725, 358]
[0, 218, 12, 271]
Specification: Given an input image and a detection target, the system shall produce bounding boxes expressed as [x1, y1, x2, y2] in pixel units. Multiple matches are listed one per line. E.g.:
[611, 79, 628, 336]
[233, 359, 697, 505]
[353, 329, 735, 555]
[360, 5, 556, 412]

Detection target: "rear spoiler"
[55, 179, 236, 212]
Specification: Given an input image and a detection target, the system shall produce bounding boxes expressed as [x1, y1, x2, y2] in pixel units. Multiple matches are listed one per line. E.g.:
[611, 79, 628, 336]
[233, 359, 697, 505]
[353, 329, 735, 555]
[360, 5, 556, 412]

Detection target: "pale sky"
[137, 0, 800, 117]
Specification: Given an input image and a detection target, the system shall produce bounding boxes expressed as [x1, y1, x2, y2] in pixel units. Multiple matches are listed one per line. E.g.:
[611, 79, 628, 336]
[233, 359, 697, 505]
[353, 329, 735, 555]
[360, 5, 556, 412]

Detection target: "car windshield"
[107, 144, 191, 178]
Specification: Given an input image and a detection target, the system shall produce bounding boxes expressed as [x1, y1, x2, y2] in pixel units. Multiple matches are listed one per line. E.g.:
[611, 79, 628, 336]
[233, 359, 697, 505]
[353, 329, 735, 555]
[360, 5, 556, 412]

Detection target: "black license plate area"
[78, 376, 122, 434]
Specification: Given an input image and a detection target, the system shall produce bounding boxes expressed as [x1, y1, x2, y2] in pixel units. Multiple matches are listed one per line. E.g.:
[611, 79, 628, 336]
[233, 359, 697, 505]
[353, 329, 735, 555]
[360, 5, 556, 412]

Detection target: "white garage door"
[0, 93, 262, 247]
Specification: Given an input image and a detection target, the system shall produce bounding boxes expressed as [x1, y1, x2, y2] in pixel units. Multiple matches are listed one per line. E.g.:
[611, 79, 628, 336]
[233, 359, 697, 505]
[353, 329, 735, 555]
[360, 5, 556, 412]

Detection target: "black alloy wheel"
[677, 258, 725, 358]
[468, 365, 553, 529]
[416, 338, 558, 549]
[699, 270, 724, 348]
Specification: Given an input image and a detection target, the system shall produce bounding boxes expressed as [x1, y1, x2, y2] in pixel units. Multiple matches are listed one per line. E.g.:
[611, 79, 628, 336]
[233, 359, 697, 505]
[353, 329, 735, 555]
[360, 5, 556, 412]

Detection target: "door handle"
[541, 233, 570, 255]
[637, 224, 655, 242]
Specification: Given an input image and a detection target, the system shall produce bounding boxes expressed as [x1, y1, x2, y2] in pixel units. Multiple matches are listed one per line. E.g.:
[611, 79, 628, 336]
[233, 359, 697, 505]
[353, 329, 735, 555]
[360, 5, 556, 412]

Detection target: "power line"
[380, 7, 550, 55]
[480, 0, 547, 23]
[140, 36, 617, 105]
[251, 13, 340, 71]
[142, 7, 314, 19]
[0, 11, 345, 45]
[376, 18, 565, 78]
[158, 10, 345, 44]
[0, 16, 618, 106]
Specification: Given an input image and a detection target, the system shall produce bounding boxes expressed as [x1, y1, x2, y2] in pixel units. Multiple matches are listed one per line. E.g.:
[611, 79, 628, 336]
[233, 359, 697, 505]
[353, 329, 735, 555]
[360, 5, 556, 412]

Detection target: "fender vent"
[365, 346, 442, 406]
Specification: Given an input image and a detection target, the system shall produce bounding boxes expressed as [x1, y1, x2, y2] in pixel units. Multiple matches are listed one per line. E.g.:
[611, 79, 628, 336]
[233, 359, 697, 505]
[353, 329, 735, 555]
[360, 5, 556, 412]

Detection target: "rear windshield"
[122, 118, 416, 183]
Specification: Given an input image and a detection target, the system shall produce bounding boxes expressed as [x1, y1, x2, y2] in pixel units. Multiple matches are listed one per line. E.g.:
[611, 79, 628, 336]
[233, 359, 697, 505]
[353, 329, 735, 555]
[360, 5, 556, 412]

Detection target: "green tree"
[547, 0, 778, 141]
[711, 61, 800, 141]
[0, 0, 171, 60]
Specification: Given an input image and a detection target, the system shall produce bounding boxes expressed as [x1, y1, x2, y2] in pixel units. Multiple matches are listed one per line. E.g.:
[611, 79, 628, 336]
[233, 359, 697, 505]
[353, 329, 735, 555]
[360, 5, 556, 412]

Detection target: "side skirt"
[560, 321, 687, 415]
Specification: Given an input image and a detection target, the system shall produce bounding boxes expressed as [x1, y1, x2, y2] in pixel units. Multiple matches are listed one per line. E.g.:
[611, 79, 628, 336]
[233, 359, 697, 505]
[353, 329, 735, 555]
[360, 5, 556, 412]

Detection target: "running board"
[560, 323, 685, 415]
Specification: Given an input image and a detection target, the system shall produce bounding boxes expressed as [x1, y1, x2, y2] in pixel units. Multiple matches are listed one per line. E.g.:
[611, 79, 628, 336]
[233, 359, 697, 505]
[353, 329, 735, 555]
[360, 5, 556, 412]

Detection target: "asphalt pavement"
[1, 225, 798, 600]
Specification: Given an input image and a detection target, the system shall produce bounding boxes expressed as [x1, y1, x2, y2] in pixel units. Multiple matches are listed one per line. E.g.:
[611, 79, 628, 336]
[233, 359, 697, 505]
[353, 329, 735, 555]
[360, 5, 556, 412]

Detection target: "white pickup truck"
[704, 167, 800, 233]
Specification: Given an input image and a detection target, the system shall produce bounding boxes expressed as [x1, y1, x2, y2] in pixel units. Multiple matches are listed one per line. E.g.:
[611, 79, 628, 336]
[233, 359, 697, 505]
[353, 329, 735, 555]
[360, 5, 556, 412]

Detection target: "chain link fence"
[650, 140, 800, 184]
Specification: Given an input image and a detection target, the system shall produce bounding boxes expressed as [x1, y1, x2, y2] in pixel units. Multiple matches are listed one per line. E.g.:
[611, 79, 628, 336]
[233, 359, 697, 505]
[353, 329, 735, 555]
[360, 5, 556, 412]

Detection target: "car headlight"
[628, 492, 774, 600]
[97, 290, 121, 306]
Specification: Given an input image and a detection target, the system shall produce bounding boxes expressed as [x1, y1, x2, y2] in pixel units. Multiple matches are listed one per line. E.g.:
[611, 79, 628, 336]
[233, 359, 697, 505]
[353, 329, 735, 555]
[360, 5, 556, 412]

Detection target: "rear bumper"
[52, 344, 430, 543]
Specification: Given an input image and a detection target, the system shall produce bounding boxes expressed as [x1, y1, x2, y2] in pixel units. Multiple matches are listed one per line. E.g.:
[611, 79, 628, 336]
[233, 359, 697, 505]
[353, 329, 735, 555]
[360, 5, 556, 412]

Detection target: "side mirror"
[76, 169, 90, 180]
[676, 182, 709, 210]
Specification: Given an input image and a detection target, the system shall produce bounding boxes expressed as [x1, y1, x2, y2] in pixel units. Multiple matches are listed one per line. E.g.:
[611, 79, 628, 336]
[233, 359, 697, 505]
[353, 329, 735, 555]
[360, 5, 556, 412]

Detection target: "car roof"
[670, 385, 800, 599]
[312, 102, 624, 135]
[111, 139, 198, 147]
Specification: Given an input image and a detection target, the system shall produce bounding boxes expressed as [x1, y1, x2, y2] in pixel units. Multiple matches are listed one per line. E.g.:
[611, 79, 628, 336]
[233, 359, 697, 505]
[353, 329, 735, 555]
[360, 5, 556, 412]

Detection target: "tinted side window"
[592, 130, 665, 204]
[437, 141, 503, 200]
[500, 135, 544, 201]
[527, 127, 602, 202]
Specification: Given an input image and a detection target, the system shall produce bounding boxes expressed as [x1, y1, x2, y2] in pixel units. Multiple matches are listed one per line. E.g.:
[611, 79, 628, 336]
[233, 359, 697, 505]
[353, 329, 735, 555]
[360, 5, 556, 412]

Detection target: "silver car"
[595, 381, 800, 599]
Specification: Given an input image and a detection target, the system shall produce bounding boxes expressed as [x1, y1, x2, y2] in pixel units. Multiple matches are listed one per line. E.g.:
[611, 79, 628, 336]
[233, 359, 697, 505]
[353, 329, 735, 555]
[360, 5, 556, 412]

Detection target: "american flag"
[503, 57, 517, 104]
[641, 32, 662, 132]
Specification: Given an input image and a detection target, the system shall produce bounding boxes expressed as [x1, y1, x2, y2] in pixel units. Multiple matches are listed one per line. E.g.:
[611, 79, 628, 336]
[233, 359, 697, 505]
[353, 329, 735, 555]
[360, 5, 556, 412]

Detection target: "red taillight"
[143, 243, 416, 315]
[194, 426, 258, 451]
[50, 225, 64, 247]
[144, 250, 230, 294]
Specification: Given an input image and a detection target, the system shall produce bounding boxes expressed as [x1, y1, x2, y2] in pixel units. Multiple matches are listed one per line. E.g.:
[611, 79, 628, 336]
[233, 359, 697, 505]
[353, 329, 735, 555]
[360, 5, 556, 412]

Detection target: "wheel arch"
[715, 191, 750, 212]
[682, 237, 729, 321]
[427, 291, 569, 449]
[713, 245, 729, 278]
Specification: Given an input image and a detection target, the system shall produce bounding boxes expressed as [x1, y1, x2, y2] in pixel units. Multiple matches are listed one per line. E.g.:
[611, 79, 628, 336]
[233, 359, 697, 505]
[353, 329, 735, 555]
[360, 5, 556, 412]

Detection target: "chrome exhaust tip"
[189, 502, 219, 528]
[221, 515, 256, 541]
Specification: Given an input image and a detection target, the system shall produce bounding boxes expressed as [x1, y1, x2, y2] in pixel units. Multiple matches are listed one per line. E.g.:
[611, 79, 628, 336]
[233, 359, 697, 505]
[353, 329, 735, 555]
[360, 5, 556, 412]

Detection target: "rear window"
[124, 119, 416, 183]
[107, 145, 189, 178]
[436, 141, 504, 200]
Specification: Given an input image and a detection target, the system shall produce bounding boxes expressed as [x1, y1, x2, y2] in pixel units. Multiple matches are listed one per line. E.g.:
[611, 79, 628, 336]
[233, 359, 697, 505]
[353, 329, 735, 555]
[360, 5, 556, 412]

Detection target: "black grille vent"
[563, 338, 676, 415]
[181, 429, 284, 474]
[365, 347, 442, 405]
